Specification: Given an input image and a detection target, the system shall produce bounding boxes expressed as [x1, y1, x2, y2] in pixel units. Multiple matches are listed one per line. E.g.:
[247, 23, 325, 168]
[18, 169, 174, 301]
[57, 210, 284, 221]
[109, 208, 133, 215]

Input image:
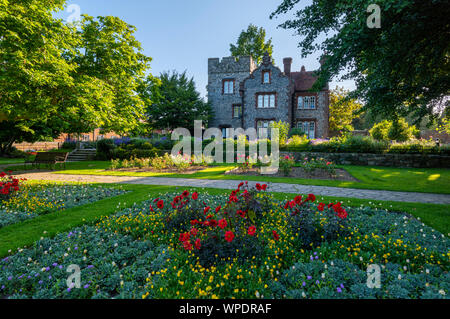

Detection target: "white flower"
[438, 289, 446, 296]
[398, 274, 402, 280]
[255, 291, 260, 298]
[302, 292, 306, 298]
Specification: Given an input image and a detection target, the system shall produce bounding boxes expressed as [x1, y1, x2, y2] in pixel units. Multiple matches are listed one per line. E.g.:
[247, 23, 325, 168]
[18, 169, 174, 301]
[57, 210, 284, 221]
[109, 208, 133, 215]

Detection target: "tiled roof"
[290, 68, 318, 91]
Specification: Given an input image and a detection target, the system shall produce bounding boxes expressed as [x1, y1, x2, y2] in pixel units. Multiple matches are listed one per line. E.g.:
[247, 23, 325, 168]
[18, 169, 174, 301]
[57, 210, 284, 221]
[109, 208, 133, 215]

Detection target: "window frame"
[297, 95, 317, 110]
[262, 70, 271, 84]
[256, 119, 276, 138]
[256, 92, 277, 108]
[222, 79, 235, 95]
[296, 120, 316, 139]
[232, 104, 242, 118]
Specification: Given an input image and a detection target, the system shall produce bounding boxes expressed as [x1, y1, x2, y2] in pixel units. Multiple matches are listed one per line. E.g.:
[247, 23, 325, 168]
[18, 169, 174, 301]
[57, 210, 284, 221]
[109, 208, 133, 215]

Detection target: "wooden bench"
[25, 152, 69, 170]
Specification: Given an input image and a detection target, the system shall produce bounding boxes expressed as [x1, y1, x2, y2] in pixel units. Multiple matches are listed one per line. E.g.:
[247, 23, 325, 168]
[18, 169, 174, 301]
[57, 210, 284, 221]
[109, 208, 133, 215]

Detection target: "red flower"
[208, 219, 218, 227]
[215, 205, 221, 213]
[247, 225, 256, 236]
[218, 218, 227, 229]
[272, 230, 280, 241]
[183, 240, 193, 251]
[284, 202, 290, 210]
[203, 206, 210, 214]
[190, 228, 198, 236]
[328, 202, 334, 208]
[190, 219, 199, 226]
[294, 195, 302, 205]
[182, 190, 189, 197]
[317, 202, 325, 211]
[157, 200, 164, 209]
[289, 201, 296, 208]
[192, 192, 198, 200]
[194, 238, 201, 250]
[179, 232, 190, 242]
[261, 184, 267, 191]
[149, 205, 154, 212]
[255, 183, 262, 191]
[307, 194, 316, 202]
[224, 231, 235, 242]
[238, 182, 244, 188]
[237, 210, 246, 218]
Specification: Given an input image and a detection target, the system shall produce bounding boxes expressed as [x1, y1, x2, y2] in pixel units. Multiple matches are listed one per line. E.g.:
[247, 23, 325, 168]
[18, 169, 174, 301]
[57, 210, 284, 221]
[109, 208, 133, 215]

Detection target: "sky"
[60, 0, 355, 98]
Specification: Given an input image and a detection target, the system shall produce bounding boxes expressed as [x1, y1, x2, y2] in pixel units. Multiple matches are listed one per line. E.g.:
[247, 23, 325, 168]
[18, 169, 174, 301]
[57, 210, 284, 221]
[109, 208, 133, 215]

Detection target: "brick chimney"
[283, 57, 292, 75]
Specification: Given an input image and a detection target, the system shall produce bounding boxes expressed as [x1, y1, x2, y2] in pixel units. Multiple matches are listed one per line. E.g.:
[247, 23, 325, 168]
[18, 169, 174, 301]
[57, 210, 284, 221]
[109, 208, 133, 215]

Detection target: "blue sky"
[60, 0, 354, 98]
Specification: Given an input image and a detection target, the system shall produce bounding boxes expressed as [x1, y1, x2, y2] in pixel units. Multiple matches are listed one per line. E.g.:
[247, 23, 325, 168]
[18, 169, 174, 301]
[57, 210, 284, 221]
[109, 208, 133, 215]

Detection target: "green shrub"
[288, 128, 306, 138]
[370, 120, 391, 141]
[269, 120, 290, 144]
[284, 135, 310, 151]
[61, 141, 76, 150]
[370, 118, 419, 142]
[96, 139, 116, 160]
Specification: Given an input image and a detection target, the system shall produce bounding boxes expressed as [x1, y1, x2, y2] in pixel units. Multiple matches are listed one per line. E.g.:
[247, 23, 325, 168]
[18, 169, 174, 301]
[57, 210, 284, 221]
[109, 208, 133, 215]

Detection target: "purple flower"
[67, 287, 71, 292]
[337, 287, 342, 293]
[316, 280, 320, 285]
[38, 280, 43, 285]
[7, 276, 12, 281]
[307, 276, 312, 280]
[302, 282, 306, 287]
[87, 265, 94, 269]
[83, 284, 90, 289]
[340, 284, 344, 289]
[52, 263, 58, 267]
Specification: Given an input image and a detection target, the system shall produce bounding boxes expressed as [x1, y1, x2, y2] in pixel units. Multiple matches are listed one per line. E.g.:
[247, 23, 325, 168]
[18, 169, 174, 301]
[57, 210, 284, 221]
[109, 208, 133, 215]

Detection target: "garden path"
[12, 171, 450, 204]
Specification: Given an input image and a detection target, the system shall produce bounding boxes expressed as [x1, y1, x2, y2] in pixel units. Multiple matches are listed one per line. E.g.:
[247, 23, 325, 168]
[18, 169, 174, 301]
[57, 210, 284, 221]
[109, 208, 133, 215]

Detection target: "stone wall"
[281, 151, 450, 168]
[13, 142, 61, 152]
[207, 56, 256, 129]
[242, 58, 292, 130]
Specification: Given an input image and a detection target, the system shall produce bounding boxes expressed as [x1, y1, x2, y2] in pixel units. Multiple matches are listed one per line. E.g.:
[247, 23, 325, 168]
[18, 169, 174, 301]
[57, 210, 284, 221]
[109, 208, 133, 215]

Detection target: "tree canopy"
[143, 71, 212, 132]
[230, 24, 273, 64]
[0, 0, 152, 154]
[271, 0, 450, 125]
[329, 87, 362, 133]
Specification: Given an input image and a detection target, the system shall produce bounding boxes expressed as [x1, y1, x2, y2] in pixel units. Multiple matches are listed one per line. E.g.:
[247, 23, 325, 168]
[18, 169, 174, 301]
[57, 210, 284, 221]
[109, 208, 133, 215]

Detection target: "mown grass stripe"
[0, 184, 448, 258]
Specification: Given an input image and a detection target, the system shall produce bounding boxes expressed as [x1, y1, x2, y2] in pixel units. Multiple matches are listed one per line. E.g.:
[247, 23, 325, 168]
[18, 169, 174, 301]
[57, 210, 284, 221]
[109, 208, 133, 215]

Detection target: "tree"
[0, 0, 153, 155]
[0, 0, 79, 154]
[67, 15, 151, 136]
[143, 71, 212, 132]
[230, 24, 273, 64]
[271, 0, 450, 125]
[329, 87, 362, 133]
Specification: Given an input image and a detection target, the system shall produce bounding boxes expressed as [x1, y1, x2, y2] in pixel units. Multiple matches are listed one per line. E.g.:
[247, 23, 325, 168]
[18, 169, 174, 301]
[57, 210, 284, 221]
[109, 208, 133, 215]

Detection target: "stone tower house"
[207, 52, 329, 139]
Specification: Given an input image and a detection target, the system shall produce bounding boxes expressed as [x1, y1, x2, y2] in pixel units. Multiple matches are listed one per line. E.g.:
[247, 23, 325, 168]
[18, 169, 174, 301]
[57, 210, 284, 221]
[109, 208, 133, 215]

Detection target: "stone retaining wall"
[281, 151, 450, 168]
[13, 142, 61, 152]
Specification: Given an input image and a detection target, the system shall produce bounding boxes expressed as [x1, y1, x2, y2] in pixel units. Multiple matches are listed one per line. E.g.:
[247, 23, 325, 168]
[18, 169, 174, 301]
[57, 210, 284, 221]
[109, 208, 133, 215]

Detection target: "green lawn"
[0, 157, 25, 165]
[0, 183, 449, 258]
[6, 160, 449, 194]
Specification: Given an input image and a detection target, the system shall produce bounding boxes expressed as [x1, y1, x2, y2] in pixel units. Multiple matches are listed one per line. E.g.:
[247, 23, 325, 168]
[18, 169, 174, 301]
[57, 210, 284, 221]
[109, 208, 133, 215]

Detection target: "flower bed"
[0, 184, 448, 299]
[109, 154, 212, 173]
[0, 182, 126, 228]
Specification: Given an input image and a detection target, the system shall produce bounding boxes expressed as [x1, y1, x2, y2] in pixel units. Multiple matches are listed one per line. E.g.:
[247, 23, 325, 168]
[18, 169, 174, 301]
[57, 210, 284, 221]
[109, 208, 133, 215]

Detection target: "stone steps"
[67, 149, 96, 162]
